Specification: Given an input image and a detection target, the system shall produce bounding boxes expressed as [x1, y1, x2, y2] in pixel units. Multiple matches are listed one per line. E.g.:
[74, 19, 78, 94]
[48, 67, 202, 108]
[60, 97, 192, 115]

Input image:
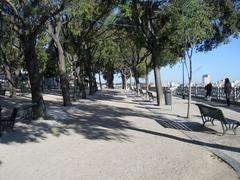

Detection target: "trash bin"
[164, 90, 172, 105]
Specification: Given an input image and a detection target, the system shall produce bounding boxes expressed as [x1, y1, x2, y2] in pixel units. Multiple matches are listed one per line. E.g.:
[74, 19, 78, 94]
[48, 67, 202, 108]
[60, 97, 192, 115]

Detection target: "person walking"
[224, 78, 232, 106]
[205, 82, 212, 101]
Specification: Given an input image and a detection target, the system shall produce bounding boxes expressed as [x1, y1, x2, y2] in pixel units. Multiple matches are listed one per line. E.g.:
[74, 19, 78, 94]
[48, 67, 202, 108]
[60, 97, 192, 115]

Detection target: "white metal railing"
[175, 87, 240, 102]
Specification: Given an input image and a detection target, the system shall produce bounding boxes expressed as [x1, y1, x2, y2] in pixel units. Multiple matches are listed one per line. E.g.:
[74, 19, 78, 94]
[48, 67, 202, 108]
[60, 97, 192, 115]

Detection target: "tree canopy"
[0, 0, 239, 116]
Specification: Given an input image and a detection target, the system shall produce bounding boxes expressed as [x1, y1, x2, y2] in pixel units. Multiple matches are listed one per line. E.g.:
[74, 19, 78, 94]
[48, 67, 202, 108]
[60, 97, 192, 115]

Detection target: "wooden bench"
[139, 89, 147, 98]
[139, 89, 144, 96]
[133, 87, 137, 93]
[130, 86, 134, 91]
[0, 103, 37, 136]
[195, 103, 240, 135]
[147, 91, 155, 101]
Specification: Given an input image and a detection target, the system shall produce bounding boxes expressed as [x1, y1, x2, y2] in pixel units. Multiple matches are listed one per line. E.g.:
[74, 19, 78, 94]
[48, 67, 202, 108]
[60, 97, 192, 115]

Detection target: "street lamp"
[182, 60, 185, 99]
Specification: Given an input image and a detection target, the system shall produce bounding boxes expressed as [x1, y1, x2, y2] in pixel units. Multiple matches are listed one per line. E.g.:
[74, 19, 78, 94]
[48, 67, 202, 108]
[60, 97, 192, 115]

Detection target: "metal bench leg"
[221, 122, 226, 135]
[210, 117, 214, 125]
[233, 124, 239, 135]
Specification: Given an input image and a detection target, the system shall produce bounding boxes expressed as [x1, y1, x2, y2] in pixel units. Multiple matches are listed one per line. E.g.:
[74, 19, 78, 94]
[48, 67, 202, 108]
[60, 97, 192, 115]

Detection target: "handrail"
[175, 86, 240, 102]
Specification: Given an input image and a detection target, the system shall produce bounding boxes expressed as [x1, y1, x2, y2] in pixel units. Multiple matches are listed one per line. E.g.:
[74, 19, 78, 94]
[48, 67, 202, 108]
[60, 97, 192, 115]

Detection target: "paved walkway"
[127, 90, 240, 177]
[0, 89, 239, 180]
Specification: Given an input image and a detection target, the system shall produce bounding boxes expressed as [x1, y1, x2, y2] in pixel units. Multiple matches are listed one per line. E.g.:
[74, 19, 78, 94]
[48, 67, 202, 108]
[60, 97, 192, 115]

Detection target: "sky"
[136, 37, 240, 85]
[111, 37, 240, 85]
[111, 6, 240, 86]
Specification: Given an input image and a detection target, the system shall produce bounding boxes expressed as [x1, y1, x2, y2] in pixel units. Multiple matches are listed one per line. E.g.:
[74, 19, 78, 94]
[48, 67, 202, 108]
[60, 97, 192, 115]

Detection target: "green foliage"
[36, 33, 49, 74]
[199, 0, 240, 51]
[1, 0, 238, 92]
[0, 25, 23, 71]
[118, 1, 184, 68]
[95, 32, 120, 70]
[44, 41, 59, 77]
[174, 0, 214, 52]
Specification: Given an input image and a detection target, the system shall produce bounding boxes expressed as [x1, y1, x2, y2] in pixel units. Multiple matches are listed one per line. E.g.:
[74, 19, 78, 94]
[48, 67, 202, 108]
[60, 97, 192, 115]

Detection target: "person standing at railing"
[224, 78, 232, 106]
[205, 82, 212, 101]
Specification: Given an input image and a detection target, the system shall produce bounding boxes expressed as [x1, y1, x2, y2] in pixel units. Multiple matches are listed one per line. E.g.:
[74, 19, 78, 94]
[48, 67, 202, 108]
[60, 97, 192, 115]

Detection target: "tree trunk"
[76, 66, 86, 99]
[145, 72, 149, 99]
[106, 64, 114, 89]
[99, 72, 102, 90]
[91, 64, 98, 93]
[87, 67, 95, 95]
[121, 72, 127, 90]
[55, 37, 71, 105]
[132, 67, 140, 96]
[57, 44, 71, 106]
[93, 74, 98, 93]
[81, 81, 87, 99]
[3, 63, 16, 98]
[72, 60, 77, 101]
[145, 60, 149, 99]
[49, 21, 71, 106]
[60, 74, 71, 105]
[187, 56, 193, 118]
[187, 80, 192, 118]
[22, 39, 45, 119]
[135, 77, 140, 96]
[152, 51, 164, 106]
[129, 69, 132, 89]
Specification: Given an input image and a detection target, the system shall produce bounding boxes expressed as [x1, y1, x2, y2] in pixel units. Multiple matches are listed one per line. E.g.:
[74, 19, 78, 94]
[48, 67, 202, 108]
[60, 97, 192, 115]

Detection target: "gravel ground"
[0, 89, 238, 180]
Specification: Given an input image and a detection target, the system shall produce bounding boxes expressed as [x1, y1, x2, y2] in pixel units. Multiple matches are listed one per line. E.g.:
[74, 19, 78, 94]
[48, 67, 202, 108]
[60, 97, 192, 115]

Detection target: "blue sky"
[147, 37, 240, 84]
[112, 37, 239, 85]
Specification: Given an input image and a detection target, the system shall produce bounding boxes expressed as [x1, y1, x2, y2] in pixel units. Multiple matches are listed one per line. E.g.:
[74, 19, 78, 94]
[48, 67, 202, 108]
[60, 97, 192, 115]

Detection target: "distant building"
[202, 74, 210, 85]
[168, 82, 180, 88]
[232, 80, 240, 87]
[217, 80, 224, 88]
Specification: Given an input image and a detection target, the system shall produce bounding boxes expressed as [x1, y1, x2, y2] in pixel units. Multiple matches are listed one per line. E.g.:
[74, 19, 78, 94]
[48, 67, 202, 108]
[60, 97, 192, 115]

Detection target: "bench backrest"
[16, 103, 37, 120]
[195, 103, 225, 121]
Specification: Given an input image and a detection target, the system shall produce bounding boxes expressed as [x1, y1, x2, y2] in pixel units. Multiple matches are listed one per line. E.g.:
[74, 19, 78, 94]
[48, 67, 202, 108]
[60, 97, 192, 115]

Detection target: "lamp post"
[182, 60, 185, 99]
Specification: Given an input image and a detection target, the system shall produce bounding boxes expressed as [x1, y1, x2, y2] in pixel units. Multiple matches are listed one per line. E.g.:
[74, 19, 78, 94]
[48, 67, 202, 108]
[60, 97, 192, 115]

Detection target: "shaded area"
[0, 90, 239, 155]
[0, 95, 32, 118]
[126, 126, 240, 154]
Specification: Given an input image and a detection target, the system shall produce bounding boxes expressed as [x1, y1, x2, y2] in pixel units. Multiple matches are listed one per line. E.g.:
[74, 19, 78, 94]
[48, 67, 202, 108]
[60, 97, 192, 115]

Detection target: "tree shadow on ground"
[0, 95, 31, 108]
[0, 95, 32, 117]
[0, 100, 155, 144]
[1, 91, 240, 154]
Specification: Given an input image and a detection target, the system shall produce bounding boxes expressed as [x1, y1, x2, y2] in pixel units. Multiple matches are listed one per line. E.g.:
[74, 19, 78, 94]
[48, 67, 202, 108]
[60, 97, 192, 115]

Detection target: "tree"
[119, 0, 184, 105]
[48, 7, 71, 106]
[174, 0, 213, 118]
[0, 24, 23, 98]
[200, 0, 240, 51]
[63, 0, 115, 93]
[0, 0, 65, 119]
[99, 37, 119, 89]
